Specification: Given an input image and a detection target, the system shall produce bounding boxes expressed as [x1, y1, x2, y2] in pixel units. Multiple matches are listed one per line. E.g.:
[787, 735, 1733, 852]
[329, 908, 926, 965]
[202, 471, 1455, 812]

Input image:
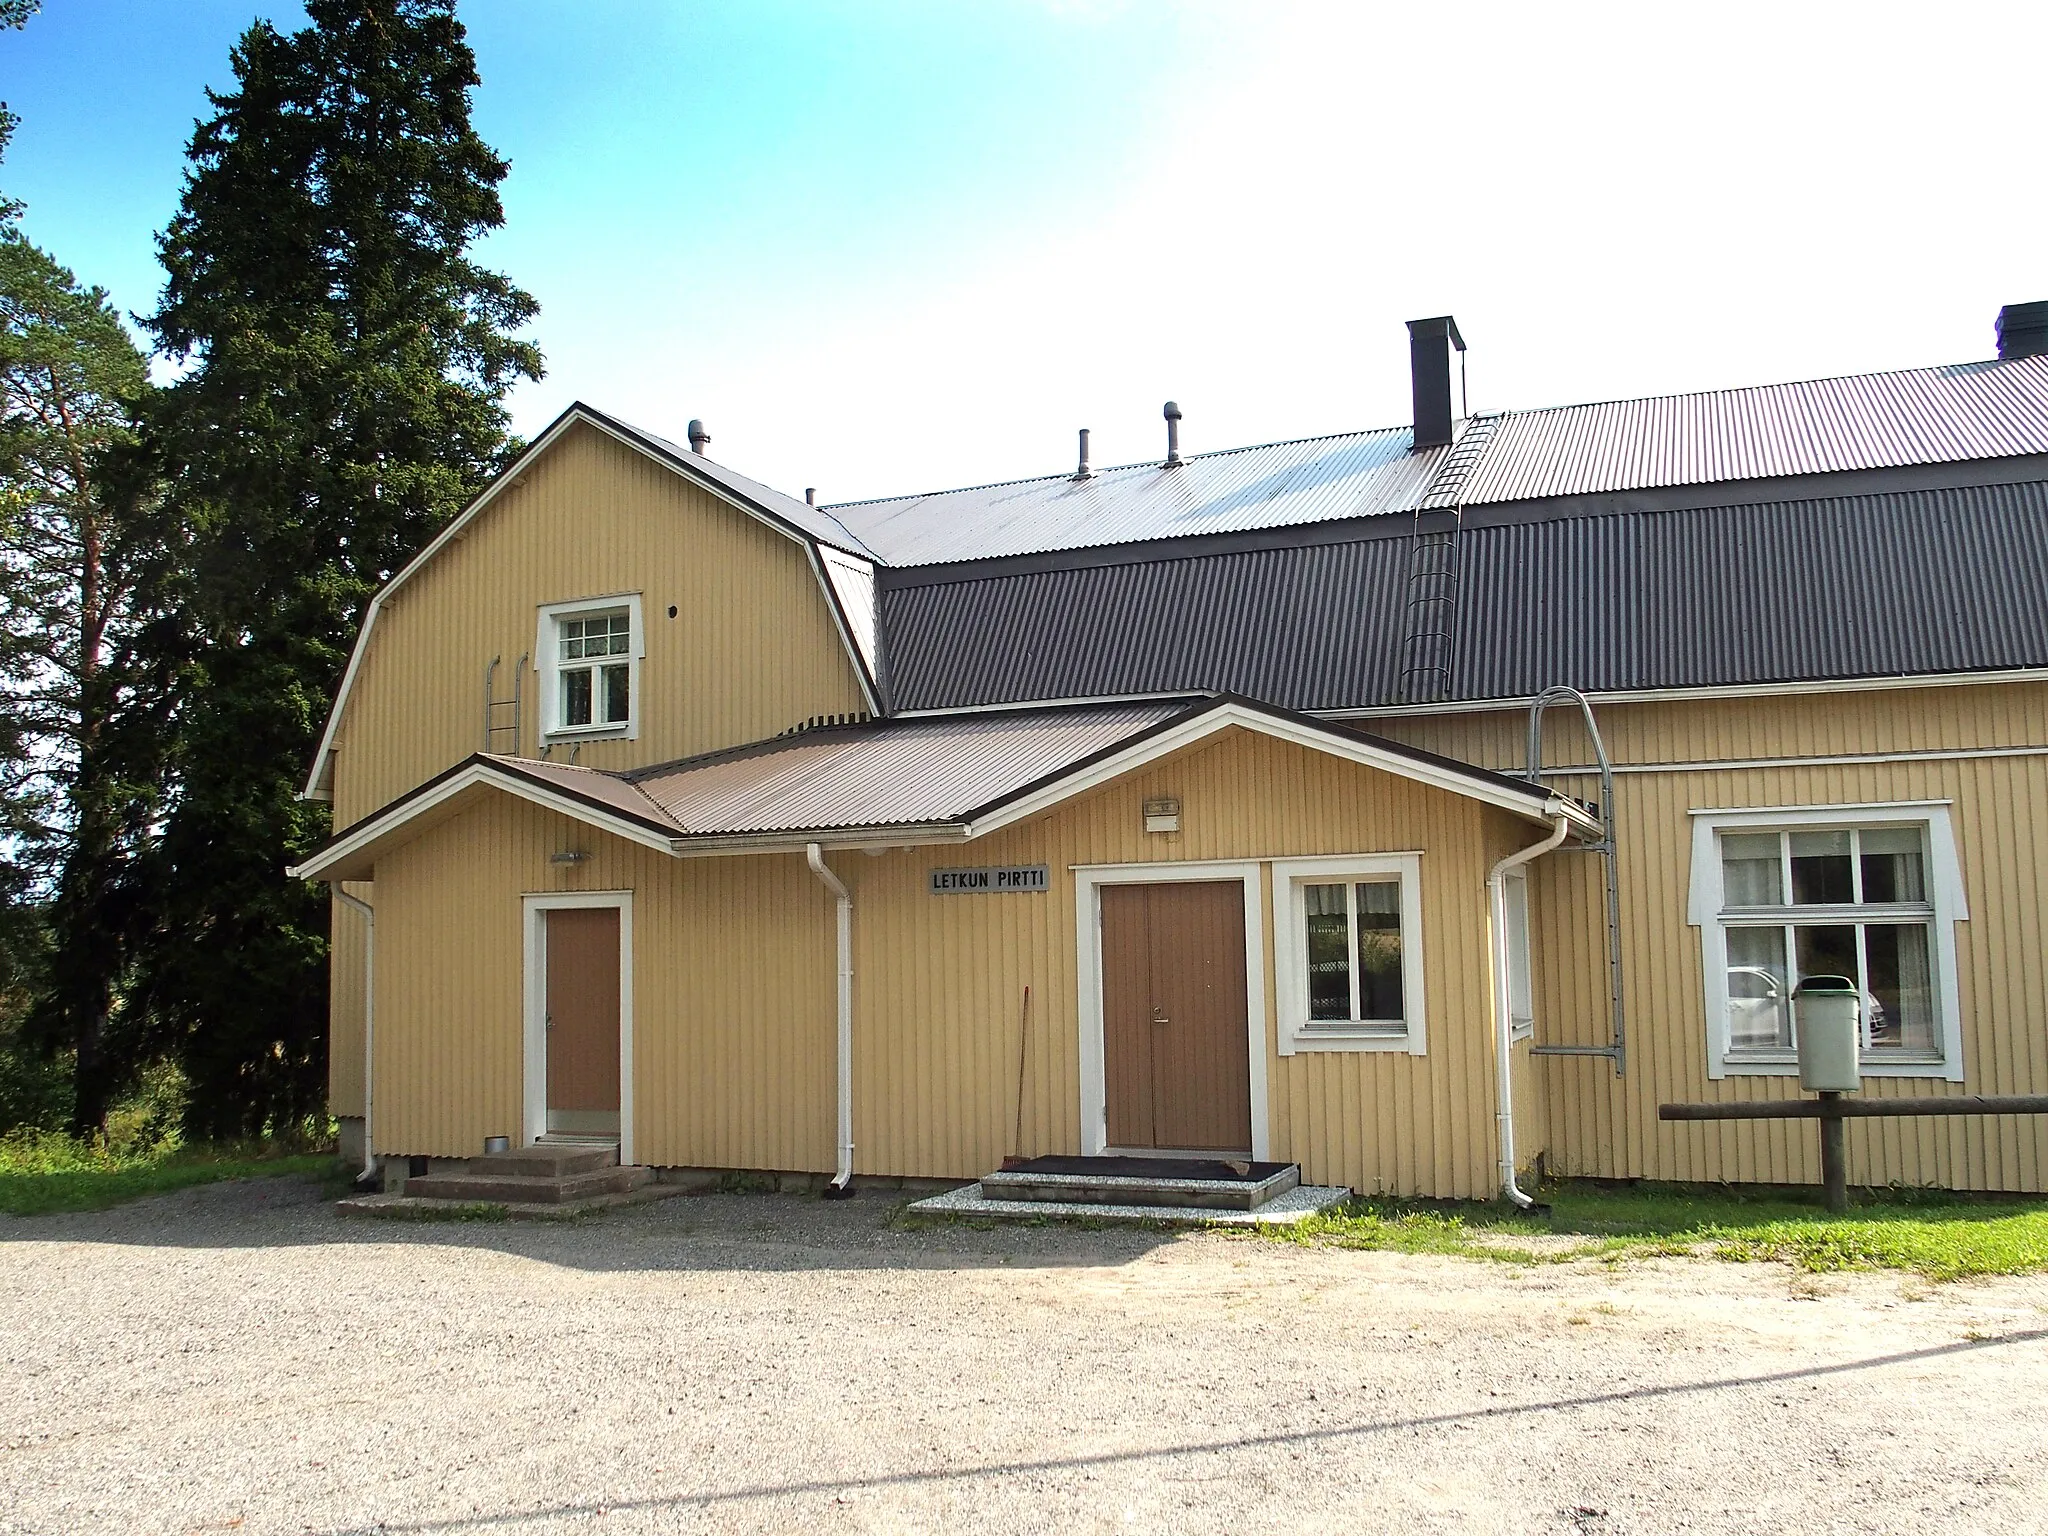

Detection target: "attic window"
[537, 594, 643, 742]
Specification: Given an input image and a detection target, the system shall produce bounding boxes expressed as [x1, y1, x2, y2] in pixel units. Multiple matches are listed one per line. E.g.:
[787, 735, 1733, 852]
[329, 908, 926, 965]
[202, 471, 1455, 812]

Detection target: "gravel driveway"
[4, 1176, 2047, 1535]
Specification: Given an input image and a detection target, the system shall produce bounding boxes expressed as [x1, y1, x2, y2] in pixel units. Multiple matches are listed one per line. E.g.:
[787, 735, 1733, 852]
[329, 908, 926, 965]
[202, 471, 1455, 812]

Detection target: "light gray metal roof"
[1457, 356, 2048, 505]
[820, 356, 2048, 566]
[826, 426, 1441, 566]
[626, 702, 1187, 835]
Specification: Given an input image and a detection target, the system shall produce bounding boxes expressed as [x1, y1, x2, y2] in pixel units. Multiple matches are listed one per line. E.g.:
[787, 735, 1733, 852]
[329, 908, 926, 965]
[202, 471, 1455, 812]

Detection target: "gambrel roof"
[302, 402, 884, 800]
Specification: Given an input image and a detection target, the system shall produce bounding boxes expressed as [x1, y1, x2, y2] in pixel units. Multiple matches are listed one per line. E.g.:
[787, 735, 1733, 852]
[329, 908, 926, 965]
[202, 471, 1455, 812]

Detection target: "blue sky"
[5, 2, 2046, 500]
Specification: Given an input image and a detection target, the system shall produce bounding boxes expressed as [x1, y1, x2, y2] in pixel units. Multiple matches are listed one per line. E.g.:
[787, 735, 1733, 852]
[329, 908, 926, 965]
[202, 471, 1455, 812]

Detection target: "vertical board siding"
[1358, 681, 2048, 1192]
[372, 795, 835, 1168]
[330, 421, 867, 826]
[839, 729, 1524, 1197]
[367, 726, 1531, 1196]
[326, 883, 371, 1117]
[324, 420, 867, 1125]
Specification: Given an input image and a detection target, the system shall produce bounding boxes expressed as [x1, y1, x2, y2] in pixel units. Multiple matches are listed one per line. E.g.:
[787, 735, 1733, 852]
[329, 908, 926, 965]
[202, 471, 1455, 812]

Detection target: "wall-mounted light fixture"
[1143, 797, 1181, 834]
[549, 849, 593, 866]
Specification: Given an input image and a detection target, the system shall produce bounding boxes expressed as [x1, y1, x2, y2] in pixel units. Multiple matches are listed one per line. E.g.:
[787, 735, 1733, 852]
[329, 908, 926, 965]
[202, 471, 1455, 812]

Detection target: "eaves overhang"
[289, 753, 688, 883]
[289, 693, 1595, 885]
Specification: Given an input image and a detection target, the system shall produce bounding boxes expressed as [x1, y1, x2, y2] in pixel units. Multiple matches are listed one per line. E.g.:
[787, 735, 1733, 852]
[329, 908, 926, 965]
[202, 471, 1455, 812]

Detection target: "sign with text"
[929, 864, 1050, 895]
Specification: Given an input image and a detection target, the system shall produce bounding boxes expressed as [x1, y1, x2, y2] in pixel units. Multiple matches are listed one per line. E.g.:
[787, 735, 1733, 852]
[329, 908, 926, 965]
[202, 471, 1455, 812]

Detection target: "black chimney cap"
[1996, 302, 2048, 362]
[1406, 315, 1466, 351]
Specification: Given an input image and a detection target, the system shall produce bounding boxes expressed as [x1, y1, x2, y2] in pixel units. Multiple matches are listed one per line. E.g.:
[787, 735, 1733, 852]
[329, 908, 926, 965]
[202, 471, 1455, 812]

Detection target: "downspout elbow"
[806, 844, 856, 1196]
[1487, 813, 1571, 1211]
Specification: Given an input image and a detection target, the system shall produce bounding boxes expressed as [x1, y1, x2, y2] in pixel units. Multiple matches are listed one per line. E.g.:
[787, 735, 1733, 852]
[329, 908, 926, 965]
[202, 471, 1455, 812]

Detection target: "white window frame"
[536, 593, 644, 743]
[1687, 802, 1968, 1082]
[1271, 853, 1427, 1056]
[1504, 866, 1535, 1042]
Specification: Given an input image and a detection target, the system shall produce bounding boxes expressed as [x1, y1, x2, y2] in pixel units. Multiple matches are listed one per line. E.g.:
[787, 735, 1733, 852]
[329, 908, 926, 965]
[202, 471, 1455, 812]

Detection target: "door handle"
[1150, 1005, 1169, 1026]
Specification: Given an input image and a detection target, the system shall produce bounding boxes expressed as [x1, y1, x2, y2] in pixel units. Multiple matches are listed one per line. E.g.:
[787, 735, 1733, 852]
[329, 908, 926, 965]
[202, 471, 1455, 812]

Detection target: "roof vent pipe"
[687, 419, 710, 454]
[806, 487, 817, 505]
[1996, 302, 2048, 361]
[1074, 427, 1093, 479]
[1163, 400, 1183, 466]
[1406, 316, 1467, 450]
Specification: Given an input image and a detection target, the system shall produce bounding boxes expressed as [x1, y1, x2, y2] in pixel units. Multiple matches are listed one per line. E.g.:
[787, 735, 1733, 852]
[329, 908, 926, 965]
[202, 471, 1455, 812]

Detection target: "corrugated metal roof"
[1458, 357, 2048, 505]
[881, 479, 2048, 712]
[820, 356, 2048, 566]
[626, 702, 1186, 835]
[826, 427, 1441, 566]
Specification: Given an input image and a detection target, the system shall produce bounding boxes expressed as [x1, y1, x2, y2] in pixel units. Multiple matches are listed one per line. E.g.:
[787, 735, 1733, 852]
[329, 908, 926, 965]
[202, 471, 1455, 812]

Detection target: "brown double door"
[545, 906, 620, 1136]
[1101, 881, 1252, 1154]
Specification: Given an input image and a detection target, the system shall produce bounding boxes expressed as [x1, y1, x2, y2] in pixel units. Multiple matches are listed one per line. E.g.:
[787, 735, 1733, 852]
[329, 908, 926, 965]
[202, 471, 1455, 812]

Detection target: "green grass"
[1270, 1180, 2048, 1281]
[0, 1128, 340, 1216]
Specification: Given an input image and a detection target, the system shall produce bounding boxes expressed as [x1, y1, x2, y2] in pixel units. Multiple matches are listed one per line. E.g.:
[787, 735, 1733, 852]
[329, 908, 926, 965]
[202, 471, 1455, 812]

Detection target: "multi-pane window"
[555, 610, 632, 731]
[1717, 825, 1939, 1062]
[1303, 879, 1406, 1029]
[1274, 855, 1428, 1056]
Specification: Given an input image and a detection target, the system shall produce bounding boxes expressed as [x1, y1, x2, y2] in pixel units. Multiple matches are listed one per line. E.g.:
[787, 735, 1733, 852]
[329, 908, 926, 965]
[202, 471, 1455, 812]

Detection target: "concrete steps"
[981, 1155, 1302, 1212]
[909, 1155, 1349, 1227]
[397, 1143, 650, 1207]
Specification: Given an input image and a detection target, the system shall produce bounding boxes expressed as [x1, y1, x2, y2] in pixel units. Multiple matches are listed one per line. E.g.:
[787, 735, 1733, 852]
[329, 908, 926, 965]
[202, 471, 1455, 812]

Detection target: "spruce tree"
[140, 0, 541, 1137]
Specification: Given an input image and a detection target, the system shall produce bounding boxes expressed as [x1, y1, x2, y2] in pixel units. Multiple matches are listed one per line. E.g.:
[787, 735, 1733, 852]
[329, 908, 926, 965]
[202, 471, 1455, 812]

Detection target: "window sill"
[541, 724, 633, 744]
[1282, 1026, 1416, 1055]
[1718, 1053, 1953, 1079]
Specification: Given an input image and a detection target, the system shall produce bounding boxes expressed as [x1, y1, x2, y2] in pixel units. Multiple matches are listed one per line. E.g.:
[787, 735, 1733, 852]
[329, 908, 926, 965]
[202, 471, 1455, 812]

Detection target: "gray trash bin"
[1795, 975, 1861, 1092]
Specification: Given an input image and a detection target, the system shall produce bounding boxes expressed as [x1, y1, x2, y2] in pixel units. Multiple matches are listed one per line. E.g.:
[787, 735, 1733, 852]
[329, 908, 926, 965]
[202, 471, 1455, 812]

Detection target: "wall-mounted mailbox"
[1795, 975, 1862, 1093]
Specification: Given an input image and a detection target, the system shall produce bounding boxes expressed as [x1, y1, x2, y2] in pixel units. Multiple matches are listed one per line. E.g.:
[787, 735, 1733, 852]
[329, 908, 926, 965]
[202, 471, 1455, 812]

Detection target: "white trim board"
[523, 891, 636, 1165]
[1331, 667, 2048, 721]
[301, 403, 880, 800]
[1072, 861, 1270, 1162]
[287, 760, 680, 882]
[968, 702, 1596, 838]
[1509, 743, 2048, 778]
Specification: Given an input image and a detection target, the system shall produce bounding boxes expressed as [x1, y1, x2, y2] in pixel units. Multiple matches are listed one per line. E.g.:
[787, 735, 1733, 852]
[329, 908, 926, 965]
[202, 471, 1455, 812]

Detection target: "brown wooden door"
[1101, 881, 1252, 1153]
[546, 907, 620, 1130]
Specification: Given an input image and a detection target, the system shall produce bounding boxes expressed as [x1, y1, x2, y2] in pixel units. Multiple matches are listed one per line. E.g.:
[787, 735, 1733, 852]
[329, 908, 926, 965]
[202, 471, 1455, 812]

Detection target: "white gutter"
[805, 844, 856, 1194]
[334, 888, 376, 1181]
[1487, 813, 1570, 1209]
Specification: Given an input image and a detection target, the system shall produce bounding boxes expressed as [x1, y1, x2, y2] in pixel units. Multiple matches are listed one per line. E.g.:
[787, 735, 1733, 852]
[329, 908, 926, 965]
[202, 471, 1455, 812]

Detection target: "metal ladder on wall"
[483, 653, 525, 755]
[1396, 414, 1501, 705]
[1523, 685, 1627, 1077]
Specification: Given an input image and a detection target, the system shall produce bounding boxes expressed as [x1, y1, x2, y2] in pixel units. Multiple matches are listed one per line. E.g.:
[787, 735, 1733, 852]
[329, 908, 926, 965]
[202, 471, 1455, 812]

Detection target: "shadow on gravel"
[312, 1327, 2048, 1532]
[0, 1172, 1184, 1273]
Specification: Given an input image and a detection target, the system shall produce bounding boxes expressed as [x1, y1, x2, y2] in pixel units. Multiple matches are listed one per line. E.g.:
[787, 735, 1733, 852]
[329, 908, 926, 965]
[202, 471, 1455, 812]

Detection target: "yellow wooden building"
[296, 304, 2048, 1200]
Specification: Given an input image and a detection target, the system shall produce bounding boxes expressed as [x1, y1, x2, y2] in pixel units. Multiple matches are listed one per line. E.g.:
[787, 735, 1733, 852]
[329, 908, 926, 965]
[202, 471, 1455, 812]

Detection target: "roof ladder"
[1396, 514, 1462, 703]
[1396, 414, 1500, 705]
[483, 653, 526, 756]
[1523, 685, 1626, 1077]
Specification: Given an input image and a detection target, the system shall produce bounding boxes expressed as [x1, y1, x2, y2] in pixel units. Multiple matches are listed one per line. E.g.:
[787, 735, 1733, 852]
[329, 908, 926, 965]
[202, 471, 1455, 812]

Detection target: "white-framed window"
[536, 594, 643, 742]
[1504, 866, 1535, 1042]
[1271, 853, 1426, 1055]
[1687, 802, 1968, 1082]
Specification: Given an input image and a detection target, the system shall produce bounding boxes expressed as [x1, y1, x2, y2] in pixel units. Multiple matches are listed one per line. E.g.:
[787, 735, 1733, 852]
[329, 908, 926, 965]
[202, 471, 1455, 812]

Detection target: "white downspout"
[335, 888, 376, 1182]
[805, 844, 856, 1195]
[1487, 812, 1570, 1209]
